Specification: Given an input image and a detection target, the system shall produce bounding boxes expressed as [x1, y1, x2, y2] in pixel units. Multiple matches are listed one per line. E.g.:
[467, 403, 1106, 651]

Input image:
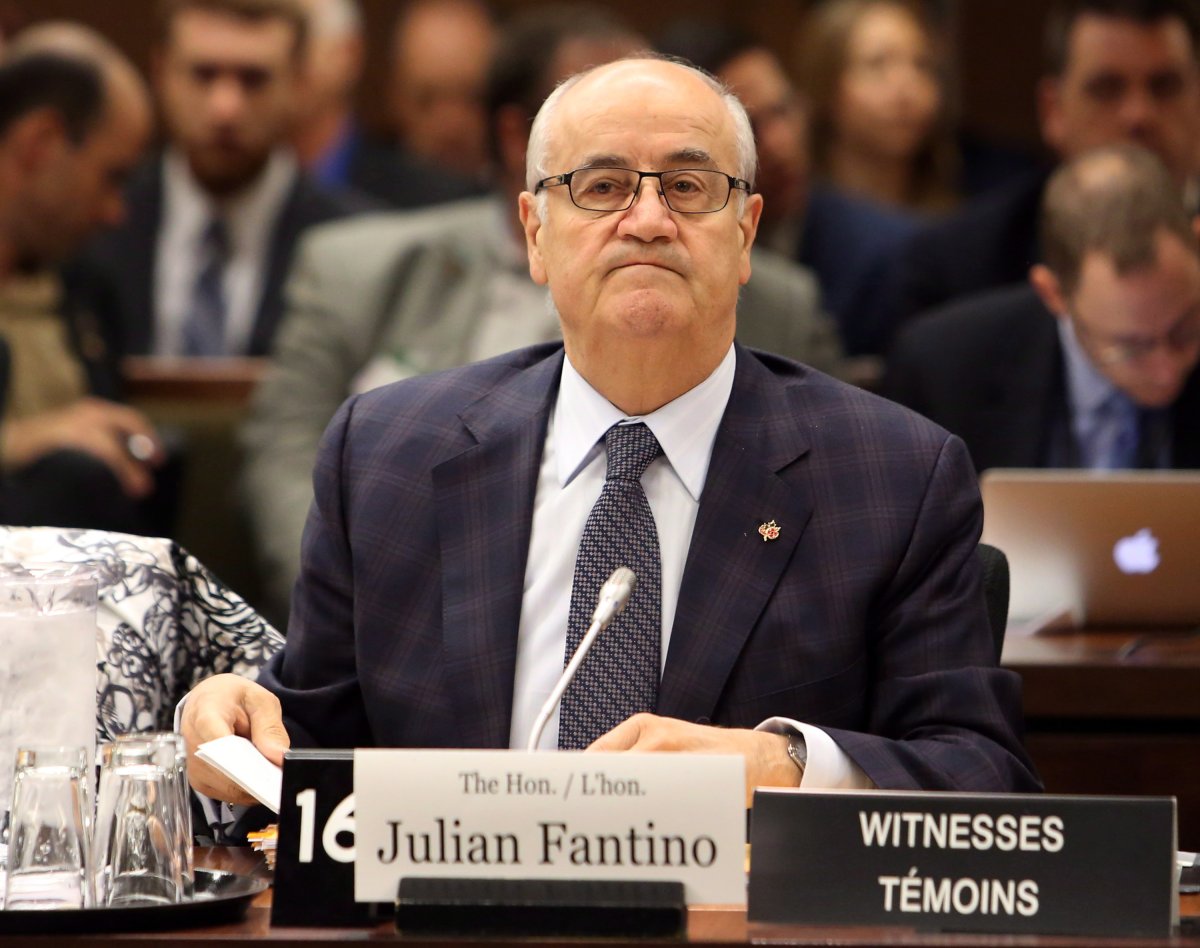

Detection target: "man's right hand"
[181, 674, 292, 805]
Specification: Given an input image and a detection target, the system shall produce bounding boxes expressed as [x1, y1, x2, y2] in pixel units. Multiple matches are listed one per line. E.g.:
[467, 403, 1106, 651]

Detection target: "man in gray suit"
[242, 9, 844, 621]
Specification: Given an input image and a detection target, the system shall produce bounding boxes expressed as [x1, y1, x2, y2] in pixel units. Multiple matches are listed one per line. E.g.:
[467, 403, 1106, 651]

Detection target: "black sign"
[748, 791, 1175, 938]
[271, 749, 388, 927]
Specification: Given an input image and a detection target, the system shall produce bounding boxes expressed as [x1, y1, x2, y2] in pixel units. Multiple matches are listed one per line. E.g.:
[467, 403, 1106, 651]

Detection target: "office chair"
[977, 542, 1010, 663]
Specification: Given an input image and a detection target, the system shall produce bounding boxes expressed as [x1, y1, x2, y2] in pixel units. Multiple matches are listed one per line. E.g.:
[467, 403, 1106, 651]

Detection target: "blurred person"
[289, 0, 364, 187]
[0, 33, 170, 531]
[660, 23, 916, 354]
[305, 0, 485, 208]
[71, 0, 361, 358]
[799, 0, 957, 214]
[388, 0, 496, 181]
[184, 55, 1037, 814]
[241, 9, 845, 625]
[885, 144, 1200, 472]
[890, 0, 1200, 331]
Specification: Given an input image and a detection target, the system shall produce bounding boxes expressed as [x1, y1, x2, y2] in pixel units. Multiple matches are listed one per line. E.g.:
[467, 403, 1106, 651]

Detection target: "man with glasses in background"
[885, 144, 1200, 472]
[183, 56, 1037, 812]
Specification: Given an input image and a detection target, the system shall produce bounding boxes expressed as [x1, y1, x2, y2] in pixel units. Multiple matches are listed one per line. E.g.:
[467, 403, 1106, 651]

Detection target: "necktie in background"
[558, 422, 663, 750]
[181, 216, 229, 356]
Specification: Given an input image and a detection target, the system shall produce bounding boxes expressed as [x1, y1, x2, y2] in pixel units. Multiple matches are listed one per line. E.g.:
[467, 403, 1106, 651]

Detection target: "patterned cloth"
[558, 423, 663, 750]
[0, 527, 283, 744]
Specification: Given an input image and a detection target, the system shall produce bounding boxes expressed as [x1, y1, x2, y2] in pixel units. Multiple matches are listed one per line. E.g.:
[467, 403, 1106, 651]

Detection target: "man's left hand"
[588, 713, 800, 806]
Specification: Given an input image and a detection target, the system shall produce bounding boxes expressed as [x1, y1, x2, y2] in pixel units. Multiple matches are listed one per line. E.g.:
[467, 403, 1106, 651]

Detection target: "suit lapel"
[433, 350, 563, 747]
[122, 162, 164, 354]
[659, 348, 814, 722]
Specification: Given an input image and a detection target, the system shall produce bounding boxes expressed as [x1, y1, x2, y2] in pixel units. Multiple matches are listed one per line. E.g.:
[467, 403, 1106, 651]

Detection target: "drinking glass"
[115, 733, 193, 899]
[94, 740, 184, 906]
[4, 746, 91, 910]
[0, 564, 99, 833]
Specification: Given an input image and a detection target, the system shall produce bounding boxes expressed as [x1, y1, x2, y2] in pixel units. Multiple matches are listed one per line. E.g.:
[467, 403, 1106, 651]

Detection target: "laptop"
[979, 469, 1200, 628]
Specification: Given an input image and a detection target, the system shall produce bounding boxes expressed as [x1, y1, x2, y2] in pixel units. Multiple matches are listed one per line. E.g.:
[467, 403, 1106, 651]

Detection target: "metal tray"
[0, 868, 267, 934]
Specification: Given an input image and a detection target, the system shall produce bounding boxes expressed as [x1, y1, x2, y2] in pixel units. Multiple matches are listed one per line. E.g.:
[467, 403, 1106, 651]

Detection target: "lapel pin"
[757, 520, 781, 542]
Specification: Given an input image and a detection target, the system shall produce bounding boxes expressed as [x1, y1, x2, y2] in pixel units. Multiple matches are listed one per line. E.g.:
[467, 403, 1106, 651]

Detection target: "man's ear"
[737, 192, 763, 286]
[518, 191, 548, 285]
[1029, 263, 1069, 319]
[1036, 76, 1065, 155]
[1191, 214, 1200, 244]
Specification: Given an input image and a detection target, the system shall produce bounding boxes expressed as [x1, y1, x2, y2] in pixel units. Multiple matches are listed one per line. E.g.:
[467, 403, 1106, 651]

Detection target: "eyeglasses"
[534, 167, 751, 214]
[1073, 308, 1200, 365]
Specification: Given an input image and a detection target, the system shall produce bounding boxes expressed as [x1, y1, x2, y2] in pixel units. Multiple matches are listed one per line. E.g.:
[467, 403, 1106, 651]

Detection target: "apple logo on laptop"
[1113, 528, 1161, 575]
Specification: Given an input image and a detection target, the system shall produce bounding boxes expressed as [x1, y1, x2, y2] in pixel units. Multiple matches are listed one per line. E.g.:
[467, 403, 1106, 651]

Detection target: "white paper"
[195, 735, 282, 813]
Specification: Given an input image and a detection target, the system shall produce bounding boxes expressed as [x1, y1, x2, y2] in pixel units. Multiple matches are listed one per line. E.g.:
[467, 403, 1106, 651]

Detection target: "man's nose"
[616, 176, 677, 240]
[207, 75, 248, 122]
[1117, 87, 1160, 136]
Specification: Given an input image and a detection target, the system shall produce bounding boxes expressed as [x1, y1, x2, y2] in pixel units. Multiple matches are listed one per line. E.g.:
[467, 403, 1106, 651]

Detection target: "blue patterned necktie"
[558, 422, 663, 750]
[182, 216, 229, 356]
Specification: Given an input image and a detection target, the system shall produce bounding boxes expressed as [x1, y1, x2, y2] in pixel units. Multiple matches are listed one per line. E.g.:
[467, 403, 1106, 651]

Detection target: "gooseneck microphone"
[525, 567, 637, 751]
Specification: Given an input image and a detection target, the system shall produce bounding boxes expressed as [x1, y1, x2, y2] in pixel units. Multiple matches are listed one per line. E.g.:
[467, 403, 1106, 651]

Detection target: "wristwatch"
[785, 733, 807, 783]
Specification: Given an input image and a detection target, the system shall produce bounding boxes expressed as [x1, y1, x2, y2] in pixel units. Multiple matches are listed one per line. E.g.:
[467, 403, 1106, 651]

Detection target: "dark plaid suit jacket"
[257, 342, 1040, 792]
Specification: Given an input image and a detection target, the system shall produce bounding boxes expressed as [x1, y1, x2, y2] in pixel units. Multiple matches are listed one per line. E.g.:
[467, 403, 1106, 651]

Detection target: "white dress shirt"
[507, 347, 871, 789]
[155, 148, 298, 356]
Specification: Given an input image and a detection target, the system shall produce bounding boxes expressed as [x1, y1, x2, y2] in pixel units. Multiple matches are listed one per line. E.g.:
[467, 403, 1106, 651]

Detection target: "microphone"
[525, 567, 637, 751]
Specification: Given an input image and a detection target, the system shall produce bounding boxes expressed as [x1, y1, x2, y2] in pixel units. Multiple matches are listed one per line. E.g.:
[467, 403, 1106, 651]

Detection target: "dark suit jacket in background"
[68, 156, 362, 358]
[883, 283, 1200, 472]
[887, 170, 1050, 334]
[257, 343, 1040, 792]
[797, 184, 920, 356]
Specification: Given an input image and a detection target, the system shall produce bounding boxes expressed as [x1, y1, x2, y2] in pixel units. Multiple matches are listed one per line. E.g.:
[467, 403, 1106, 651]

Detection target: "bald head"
[1041, 143, 1194, 294]
[0, 23, 151, 271]
[527, 56, 757, 194]
[8, 21, 152, 147]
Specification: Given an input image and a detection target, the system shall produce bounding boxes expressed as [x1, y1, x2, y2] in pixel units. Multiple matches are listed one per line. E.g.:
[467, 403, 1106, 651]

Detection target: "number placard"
[271, 750, 388, 927]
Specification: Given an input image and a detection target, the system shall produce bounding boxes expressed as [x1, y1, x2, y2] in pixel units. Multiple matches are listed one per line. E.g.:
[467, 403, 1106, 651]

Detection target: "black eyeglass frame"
[534, 167, 752, 214]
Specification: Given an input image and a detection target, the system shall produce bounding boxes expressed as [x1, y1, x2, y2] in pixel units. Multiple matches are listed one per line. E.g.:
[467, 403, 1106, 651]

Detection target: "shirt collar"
[1057, 315, 1128, 418]
[552, 344, 736, 500]
[163, 147, 298, 253]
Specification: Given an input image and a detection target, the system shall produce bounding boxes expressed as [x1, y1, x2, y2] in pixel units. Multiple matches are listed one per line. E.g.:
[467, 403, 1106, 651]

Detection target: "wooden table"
[1002, 627, 1200, 850]
[5, 848, 1194, 946]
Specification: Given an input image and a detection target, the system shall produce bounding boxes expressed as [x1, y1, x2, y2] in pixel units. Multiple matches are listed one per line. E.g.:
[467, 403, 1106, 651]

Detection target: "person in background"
[659, 23, 917, 356]
[184, 56, 1038, 813]
[70, 0, 362, 358]
[798, 0, 956, 214]
[288, 0, 364, 189]
[382, 0, 496, 188]
[885, 144, 1200, 472]
[889, 0, 1200, 331]
[240, 11, 844, 627]
[288, 0, 474, 208]
[0, 31, 169, 531]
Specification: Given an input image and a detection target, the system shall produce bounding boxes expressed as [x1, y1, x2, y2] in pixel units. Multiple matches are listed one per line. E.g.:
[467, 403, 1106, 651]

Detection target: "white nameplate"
[353, 750, 745, 905]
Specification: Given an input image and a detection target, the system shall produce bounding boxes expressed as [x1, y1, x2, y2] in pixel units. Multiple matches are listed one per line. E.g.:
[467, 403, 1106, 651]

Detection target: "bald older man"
[183, 57, 1038, 805]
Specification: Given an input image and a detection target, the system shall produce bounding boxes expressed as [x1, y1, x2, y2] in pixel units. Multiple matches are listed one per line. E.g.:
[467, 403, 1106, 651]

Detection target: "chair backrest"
[977, 542, 1010, 662]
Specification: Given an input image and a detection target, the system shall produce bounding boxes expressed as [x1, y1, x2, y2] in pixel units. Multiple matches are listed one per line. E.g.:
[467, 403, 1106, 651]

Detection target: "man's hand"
[0, 397, 164, 497]
[588, 713, 800, 806]
[181, 674, 291, 805]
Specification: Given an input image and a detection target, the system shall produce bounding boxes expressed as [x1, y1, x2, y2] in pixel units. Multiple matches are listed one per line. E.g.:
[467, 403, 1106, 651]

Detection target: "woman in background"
[799, 0, 958, 214]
